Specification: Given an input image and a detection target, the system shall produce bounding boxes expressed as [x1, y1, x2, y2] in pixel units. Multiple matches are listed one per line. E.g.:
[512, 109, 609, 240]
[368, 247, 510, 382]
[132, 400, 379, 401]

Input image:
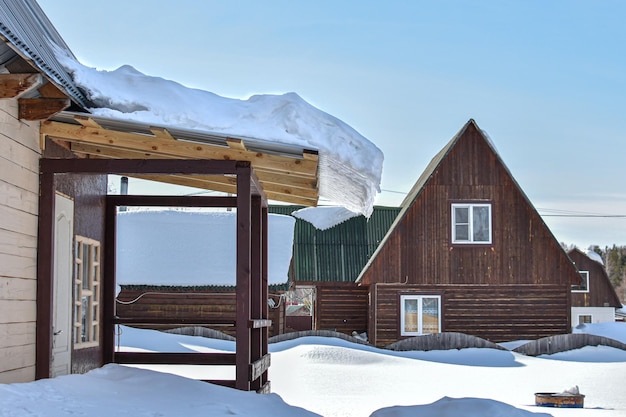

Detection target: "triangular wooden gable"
[357, 119, 579, 288]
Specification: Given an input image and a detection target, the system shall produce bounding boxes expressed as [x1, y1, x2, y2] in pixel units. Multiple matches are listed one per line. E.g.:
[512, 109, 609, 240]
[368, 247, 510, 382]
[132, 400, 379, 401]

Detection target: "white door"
[52, 193, 74, 377]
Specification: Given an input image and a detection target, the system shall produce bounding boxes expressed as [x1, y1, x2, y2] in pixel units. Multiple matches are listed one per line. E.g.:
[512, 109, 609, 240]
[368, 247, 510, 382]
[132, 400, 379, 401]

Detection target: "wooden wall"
[568, 249, 621, 308]
[360, 122, 580, 347]
[0, 98, 41, 383]
[371, 283, 570, 347]
[315, 283, 369, 336]
[116, 289, 285, 338]
[42, 138, 108, 374]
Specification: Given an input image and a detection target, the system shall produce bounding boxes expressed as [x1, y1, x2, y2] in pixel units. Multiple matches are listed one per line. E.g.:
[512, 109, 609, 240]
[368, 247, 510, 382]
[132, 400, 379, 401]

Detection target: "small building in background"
[567, 248, 622, 325]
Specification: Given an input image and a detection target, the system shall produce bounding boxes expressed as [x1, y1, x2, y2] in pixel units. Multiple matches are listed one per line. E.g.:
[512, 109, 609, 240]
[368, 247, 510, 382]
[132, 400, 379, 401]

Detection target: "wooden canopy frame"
[41, 113, 320, 206]
[37, 158, 276, 392]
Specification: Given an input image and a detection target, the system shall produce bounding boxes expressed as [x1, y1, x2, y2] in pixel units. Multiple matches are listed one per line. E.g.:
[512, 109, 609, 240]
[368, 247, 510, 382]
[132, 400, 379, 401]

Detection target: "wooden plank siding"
[359, 120, 580, 347]
[568, 248, 621, 309]
[315, 284, 369, 336]
[0, 98, 41, 382]
[116, 289, 285, 338]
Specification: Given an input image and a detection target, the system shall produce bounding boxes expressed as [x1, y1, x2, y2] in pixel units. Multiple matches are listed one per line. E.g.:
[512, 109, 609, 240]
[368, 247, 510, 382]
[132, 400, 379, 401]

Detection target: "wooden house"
[0, 0, 325, 391]
[356, 120, 581, 347]
[269, 205, 399, 335]
[567, 248, 621, 325]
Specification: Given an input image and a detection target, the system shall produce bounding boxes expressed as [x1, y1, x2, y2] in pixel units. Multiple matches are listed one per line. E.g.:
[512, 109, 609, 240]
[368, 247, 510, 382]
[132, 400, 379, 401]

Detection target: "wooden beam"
[249, 353, 271, 382]
[19, 97, 70, 120]
[41, 120, 318, 177]
[131, 174, 318, 206]
[114, 352, 236, 365]
[150, 126, 176, 140]
[68, 142, 318, 190]
[107, 195, 237, 208]
[74, 116, 103, 129]
[227, 138, 247, 151]
[40, 157, 242, 175]
[0, 73, 42, 98]
[38, 82, 68, 99]
[236, 168, 252, 391]
[35, 169, 55, 380]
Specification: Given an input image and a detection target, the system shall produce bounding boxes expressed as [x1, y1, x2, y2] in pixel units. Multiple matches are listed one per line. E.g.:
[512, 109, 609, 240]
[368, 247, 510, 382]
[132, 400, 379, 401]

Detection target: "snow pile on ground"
[2, 322, 626, 417]
[53, 46, 383, 218]
[371, 396, 552, 417]
[0, 364, 318, 417]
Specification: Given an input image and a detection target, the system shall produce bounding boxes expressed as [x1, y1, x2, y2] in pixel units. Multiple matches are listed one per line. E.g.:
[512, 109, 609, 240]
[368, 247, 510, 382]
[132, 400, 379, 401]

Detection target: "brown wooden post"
[102, 197, 117, 364]
[250, 196, 263, 391]
[261, 204, 269, 388]
[35, 168, 55, 379]
[235, 165, 252, 391]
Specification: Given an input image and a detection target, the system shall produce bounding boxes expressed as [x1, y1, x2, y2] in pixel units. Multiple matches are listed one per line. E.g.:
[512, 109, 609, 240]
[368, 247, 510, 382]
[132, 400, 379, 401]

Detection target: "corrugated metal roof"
[51, 110, 314, 160]
[0, 0, 89, 108]
[269, 205, 400, 283]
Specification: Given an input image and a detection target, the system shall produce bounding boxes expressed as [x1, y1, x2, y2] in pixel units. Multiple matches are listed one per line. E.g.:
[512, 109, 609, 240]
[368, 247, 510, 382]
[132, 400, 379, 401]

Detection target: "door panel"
[52, 194, 73, 377]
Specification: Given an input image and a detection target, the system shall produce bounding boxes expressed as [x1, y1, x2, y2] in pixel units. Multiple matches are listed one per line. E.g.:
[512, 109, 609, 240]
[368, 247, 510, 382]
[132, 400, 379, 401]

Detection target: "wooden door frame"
[36, 159, 270, 391]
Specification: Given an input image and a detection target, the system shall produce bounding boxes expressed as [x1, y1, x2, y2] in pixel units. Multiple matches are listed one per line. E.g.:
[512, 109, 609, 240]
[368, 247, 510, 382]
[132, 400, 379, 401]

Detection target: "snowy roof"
[48, 48, 383, 217]
[116, 210, 295, 286]
[585, 249, 605, 265]
[1, 0, 383, 220]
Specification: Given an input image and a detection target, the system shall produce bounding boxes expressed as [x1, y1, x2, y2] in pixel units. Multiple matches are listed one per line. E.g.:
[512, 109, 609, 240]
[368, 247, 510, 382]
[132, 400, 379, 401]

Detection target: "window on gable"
[73, 236, 101, 348]
[572, 270, 589, 293]
[451, 203, 492, 244]
[400, 295, 441, 336]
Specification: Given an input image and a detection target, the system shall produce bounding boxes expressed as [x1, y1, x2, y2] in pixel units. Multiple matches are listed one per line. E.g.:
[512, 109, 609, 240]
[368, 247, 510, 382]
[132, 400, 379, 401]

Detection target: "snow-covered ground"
[1, 323, 626, 417]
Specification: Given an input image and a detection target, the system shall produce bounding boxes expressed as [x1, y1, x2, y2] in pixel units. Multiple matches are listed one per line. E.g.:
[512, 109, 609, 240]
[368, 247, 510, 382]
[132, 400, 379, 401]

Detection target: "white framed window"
[451, 203, 492, 244]
[400, 295, 441, 336]
[572, 271, 589, 293]
[578, 314, 592, 325]
[73, 236, 101, 348]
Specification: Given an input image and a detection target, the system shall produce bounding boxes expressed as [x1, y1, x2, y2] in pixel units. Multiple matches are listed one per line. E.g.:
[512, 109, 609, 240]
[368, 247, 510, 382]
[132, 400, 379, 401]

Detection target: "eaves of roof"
[42, 111, 320, 206]
[0, 0, 90, 108]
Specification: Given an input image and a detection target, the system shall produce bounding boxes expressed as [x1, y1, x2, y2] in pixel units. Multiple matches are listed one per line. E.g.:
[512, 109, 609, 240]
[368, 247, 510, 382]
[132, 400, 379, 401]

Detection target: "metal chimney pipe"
[120, 176, 128, 212]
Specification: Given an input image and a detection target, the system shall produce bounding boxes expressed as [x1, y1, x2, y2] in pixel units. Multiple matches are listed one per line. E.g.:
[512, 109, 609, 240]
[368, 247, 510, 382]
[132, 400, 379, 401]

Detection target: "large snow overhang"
[42, 110, 320, 206]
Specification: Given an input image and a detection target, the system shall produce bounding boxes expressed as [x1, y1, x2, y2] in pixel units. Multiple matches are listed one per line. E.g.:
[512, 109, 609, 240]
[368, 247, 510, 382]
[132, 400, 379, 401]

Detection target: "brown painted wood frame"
[37, 158, 270, 392]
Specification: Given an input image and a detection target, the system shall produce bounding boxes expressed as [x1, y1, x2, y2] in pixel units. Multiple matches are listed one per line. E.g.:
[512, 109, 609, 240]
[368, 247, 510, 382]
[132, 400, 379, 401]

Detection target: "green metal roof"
[269, 205, 400, 283]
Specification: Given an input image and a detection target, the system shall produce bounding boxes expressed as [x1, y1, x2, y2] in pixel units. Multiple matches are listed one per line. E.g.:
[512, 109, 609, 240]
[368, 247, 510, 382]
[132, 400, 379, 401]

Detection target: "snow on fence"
[513, 333, 626, 356]
[269, 330, 371, 345]
[385, 332, 507, 352]
[164, 326, 235, 341]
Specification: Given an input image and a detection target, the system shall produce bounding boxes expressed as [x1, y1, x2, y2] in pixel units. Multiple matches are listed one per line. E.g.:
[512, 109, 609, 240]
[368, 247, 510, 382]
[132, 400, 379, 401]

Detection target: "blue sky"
[37, 0, 626, 248]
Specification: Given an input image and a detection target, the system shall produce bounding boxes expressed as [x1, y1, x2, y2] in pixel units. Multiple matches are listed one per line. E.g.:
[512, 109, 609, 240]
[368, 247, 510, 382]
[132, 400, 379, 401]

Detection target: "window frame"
[73, 235, 101, 349]
[572, 270, 589, 293]
[399, 294, 442, 336]
[451, 202, 493, 245]
[577, 314, 593, 325]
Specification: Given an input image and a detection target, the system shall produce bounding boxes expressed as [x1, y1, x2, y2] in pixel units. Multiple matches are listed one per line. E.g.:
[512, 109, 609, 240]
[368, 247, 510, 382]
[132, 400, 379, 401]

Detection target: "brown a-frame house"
[356, 119, 580, 347]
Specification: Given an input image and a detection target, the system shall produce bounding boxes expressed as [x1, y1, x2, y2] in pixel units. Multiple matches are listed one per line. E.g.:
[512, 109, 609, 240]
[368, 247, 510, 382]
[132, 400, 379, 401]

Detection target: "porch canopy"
[42, 110, 320, 206]
[37, 110, 321, 393]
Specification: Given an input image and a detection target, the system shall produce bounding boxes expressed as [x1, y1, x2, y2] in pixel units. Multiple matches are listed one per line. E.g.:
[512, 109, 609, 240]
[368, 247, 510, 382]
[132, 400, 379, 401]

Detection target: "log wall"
[315, 283, 369, 336]
[371, 283, 571, 347]
[116, 288, 284, 338]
